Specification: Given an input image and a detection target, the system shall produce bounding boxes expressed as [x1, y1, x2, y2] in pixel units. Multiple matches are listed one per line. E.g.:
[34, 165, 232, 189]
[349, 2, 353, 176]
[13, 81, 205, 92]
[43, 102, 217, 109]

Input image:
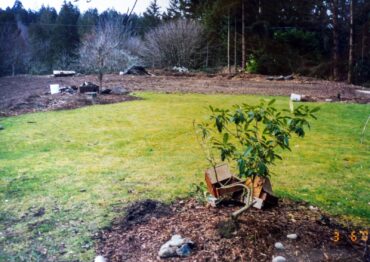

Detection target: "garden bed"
[96, 198, 368, 262]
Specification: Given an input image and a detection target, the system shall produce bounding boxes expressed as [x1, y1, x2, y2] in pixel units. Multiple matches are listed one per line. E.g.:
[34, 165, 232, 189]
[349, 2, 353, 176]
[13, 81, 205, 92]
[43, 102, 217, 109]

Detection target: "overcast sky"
[0, 0, 170, 14]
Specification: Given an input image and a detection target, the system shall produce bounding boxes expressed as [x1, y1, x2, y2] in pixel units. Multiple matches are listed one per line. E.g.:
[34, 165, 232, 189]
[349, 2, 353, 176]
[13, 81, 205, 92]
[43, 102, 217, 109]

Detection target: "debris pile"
[53, 70, 76, 77]
[172, 66, 189, 73]
[60, 85, 78, 94]
[266, 75, 294, 81]
[79, 82, 99, 94]
[124, 66, 150, 76]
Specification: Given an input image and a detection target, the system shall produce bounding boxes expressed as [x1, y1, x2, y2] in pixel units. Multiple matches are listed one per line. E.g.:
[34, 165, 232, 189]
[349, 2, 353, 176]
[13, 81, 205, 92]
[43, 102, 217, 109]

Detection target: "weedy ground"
[0, 92, 369, 261]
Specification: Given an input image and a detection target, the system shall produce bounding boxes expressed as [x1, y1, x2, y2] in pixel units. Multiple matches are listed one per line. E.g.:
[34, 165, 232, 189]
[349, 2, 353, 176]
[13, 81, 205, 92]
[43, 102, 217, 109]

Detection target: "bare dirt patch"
[0, 73, 369, 116]
[96, 198, 368, 262]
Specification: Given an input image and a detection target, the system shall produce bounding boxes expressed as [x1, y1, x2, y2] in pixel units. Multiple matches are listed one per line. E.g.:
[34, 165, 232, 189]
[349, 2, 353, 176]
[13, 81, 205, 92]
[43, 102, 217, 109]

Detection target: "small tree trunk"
[12, 63, 15, 76]
[332, 0, 340, 80]
[241, 0, 246, 70]
[98, 72, 103, 93]
[348, 0, 355, 84]
[227, 9, 231, 74]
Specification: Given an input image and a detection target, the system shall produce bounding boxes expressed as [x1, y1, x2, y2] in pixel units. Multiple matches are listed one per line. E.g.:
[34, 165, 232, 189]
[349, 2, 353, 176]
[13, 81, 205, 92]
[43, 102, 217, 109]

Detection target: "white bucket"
[290, 93, 301, 102]
[50, 84, 60, 94]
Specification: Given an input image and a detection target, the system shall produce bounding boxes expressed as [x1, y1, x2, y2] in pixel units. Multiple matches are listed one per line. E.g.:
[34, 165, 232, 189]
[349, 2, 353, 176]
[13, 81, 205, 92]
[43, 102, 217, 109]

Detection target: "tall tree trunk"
[361, 26, 365, 63]
[332, 0, 340, 80]
[347, 0, 355, 84]
[206, 41, 209, 68]
[227, 9, 231, 74]
[234, 16, 237, 73]
[241, 0, 245, 70]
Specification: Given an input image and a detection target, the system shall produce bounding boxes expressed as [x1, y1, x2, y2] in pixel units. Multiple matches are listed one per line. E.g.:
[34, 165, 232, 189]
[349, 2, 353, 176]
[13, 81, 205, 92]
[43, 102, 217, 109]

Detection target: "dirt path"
[0, 73, 369, 116]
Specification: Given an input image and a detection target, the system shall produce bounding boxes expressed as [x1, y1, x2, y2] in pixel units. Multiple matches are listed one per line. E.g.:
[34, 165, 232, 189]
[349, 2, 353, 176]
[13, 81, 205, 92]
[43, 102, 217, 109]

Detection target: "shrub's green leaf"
[223, 133, 229, 144]
[310, 107, 320, 113]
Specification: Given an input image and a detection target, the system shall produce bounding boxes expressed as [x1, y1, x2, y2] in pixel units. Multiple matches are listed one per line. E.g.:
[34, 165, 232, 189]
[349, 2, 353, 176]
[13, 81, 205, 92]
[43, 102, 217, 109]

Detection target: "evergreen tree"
[28, 6, 58, 73]
[52, 1, 80, 67]
[164, 0, 181, 20]
[142, 0, 161, 30]
[77, 8, 99, 37]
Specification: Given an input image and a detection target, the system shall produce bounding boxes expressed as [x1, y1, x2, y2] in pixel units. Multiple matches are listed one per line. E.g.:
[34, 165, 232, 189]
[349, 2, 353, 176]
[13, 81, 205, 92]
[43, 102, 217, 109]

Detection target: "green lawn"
[0, 92, 369, 261]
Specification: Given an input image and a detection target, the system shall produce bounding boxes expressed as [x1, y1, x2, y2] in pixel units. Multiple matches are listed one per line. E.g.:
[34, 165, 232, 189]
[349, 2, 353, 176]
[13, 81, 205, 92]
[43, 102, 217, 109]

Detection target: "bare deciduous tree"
[143, 19, 204, 68]
[79, 19, 138, 90]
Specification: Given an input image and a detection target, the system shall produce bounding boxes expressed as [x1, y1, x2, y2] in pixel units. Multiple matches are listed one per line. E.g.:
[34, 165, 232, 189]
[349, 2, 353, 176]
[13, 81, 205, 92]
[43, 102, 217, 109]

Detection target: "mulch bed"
[96, 198, 368, 262]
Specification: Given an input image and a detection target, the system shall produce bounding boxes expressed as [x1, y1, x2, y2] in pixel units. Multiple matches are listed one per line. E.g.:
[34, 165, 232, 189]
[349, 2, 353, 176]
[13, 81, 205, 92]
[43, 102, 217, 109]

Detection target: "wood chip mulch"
[95, 198, 368, 262]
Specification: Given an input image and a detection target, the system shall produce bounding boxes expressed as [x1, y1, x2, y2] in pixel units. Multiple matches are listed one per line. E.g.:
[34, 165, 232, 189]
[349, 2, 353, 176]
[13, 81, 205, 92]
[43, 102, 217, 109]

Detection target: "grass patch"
[0, 92, 369, 260]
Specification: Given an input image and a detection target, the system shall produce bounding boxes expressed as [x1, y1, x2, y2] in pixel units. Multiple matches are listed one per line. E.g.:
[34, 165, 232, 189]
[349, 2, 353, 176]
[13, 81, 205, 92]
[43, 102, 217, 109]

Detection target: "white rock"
[168, 234, 185, 246]
[274, 242, 284, 250]
[287, 233, 298, 240]
[119, 71, 124, 75]
[272, 256, 287, 262]
[94, 255, 106, 262]
[158, 235, 194, 258]
[158, 244, 178, 258]
[158, 235, 185, 258]
[309, 205, 318, 211]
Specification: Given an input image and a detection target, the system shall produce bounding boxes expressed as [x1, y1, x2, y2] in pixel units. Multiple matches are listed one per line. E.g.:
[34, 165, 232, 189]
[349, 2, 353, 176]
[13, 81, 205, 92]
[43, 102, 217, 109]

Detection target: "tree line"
[0, 0, 369, 86]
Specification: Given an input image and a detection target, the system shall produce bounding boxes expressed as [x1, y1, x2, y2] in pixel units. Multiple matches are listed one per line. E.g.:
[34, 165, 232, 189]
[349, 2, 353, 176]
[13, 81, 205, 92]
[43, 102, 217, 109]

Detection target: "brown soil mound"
[96, 199, 368, 262]
[1, 92, 138, 116]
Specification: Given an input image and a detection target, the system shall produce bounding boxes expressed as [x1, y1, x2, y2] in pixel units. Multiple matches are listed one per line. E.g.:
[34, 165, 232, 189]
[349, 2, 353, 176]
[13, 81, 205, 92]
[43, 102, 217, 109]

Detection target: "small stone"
[287, 233, 298, 240]
[309, 205, 318, 211]
[274, 242, 284, 250]
[94, 255, 106, 262]
[0, 125, 4, 130]
[272, 256, 287, 262]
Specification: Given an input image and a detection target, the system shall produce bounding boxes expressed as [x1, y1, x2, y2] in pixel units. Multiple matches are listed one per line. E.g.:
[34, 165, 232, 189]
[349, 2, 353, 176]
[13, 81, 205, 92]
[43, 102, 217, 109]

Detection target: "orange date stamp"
[332, 229, 368, 243]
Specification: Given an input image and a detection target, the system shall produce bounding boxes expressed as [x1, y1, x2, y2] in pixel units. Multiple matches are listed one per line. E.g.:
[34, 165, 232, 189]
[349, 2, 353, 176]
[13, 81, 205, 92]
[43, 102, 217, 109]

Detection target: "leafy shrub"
[246, 54, 258, 73]
[196, 100, 319, 182]
[256, 53, 293, 75]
